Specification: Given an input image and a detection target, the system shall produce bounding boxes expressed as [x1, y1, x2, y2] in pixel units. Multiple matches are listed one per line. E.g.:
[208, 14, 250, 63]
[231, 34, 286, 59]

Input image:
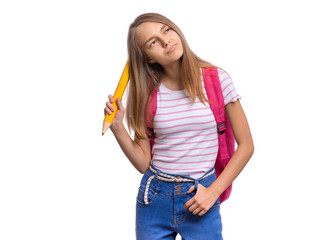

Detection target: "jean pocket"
[208, 198, 220, 212]
[136, 186, 158, 207]
[200, 174, 216, 188]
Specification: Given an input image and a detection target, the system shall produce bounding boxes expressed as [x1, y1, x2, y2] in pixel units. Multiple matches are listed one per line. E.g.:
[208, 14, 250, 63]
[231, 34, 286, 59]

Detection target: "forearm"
[111, 124, 151, 174]
[209, 143, 254, 197]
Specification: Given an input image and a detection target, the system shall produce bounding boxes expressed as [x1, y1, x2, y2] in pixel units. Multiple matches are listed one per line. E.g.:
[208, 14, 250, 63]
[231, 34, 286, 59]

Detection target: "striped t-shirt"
[151, 68, 241, 179]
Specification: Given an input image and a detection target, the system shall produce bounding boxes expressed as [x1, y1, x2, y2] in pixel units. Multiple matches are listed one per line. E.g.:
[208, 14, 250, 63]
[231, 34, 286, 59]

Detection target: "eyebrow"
[144, 24, 167, 46]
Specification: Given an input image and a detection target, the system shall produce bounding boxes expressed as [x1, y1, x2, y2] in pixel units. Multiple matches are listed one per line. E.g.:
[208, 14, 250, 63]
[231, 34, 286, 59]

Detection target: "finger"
[198, 209, 207, 216]
[116, 98, 125, 111]
[188, 203, 199, 213]
[183, 198, 194, 210]
[104, 107, 112, 115]
[106, 101, 115, 112]
[187, 185, 194, 194]
[108, 95, 114, 103]
[192, 207, 202, 215]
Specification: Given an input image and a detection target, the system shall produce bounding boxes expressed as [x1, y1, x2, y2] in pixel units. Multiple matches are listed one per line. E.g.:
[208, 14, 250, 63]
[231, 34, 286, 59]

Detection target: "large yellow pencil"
[102, 61, 129, 136]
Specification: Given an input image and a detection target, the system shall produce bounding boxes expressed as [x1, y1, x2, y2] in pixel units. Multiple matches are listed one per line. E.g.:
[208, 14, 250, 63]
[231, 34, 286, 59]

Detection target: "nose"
[162, 38, 170, 47]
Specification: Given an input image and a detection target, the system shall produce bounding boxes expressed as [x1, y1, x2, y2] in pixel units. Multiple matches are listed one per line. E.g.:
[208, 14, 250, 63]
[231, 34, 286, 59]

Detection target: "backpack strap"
[146, 89, 158, 150]
[203, 67, 234, 203]
[202, 68, 226, 135]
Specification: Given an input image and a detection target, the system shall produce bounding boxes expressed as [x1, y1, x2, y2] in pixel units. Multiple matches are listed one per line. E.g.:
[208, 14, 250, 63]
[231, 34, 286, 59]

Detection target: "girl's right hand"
[104, 94, 126, 132]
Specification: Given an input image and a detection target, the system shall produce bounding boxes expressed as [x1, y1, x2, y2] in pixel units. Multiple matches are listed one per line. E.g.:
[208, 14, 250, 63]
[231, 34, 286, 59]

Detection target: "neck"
[161, 60, 183, 90]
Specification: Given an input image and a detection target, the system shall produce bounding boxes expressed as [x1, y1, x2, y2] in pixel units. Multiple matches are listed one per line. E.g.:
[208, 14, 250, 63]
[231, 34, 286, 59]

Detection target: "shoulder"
[201, 67, 231, 78]
[206, 67, 241, 105]
[217, 68, 233, 81]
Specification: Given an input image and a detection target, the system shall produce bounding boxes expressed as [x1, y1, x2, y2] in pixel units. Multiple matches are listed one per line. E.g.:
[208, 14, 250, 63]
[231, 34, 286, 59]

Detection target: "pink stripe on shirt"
[157, 101, 202, 108]
[156, 126, 216, 136]
[154, 152, 218, 158]
[222, 82, 233, 92]
[220, 76, 230, 84]
[155, 120, 214, 130]
[224, 89, 236, 99]
[157, 96, 191, 101]
[156, 107, 208, 116]
[155, 114, 213, 123]
[152, 163, 213, 172]
[154, 138, 218, 146]
[153, 159, 215, 164]
[227, 94, 240, 104]
[153, 145, 218, 152]
[156, 131, 217, 139]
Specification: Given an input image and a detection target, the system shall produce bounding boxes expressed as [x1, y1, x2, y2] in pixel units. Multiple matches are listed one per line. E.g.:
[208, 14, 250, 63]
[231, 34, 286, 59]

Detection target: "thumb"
[187, 185, 195, 194]
[115, 98, 125, 111]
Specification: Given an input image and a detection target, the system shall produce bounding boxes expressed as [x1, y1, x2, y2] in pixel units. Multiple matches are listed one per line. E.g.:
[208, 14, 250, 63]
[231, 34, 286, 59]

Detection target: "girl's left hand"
[183, 184, 220, 216]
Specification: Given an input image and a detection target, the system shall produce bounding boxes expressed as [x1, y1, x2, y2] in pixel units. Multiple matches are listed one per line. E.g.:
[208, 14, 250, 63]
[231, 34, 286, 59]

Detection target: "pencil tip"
[102, 132, 104, 136]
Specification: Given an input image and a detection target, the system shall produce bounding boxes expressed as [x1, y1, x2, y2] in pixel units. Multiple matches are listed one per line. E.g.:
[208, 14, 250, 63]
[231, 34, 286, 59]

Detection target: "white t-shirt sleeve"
[218, 68, 242, 105]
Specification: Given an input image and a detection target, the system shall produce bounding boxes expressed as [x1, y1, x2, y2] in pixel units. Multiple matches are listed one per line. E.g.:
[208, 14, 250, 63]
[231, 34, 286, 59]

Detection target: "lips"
[167, 44, 177, 54]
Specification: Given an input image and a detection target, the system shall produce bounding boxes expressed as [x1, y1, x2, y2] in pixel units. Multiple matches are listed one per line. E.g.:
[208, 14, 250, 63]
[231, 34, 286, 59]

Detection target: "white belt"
[144, 166, 215, 205]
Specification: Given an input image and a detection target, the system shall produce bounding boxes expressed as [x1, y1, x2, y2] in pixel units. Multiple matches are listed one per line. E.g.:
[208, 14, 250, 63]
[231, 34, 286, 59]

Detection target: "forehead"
[135, 22, 165, 44]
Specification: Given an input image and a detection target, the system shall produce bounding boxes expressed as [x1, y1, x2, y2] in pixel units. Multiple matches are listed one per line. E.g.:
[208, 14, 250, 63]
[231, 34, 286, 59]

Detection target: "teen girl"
[104, 13, 254, 240]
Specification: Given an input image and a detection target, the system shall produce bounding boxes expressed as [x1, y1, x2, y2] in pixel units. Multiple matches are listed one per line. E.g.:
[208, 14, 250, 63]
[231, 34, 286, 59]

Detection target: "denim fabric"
[136, 165, 223, 240]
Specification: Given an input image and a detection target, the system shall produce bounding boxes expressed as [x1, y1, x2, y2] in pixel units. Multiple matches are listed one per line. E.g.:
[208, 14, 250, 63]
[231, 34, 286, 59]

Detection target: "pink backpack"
[147, 67, 236, 203]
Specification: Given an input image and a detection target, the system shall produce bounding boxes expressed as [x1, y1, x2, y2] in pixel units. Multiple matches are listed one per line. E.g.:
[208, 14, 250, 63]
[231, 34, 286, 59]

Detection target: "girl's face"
[136, 22, 183, 67]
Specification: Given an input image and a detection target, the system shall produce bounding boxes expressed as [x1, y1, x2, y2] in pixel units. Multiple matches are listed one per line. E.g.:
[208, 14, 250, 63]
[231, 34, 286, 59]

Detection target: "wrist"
[111, 122, 125, 135]
[208, 182, 223, 198]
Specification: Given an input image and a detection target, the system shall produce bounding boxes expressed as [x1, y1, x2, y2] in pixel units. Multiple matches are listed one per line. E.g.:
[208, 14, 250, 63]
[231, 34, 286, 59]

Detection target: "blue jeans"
[136, 165, 223, 240]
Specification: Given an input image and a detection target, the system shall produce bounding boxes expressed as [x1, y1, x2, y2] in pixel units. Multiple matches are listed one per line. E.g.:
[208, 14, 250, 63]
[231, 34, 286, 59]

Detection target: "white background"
[1, 0, 335, 239]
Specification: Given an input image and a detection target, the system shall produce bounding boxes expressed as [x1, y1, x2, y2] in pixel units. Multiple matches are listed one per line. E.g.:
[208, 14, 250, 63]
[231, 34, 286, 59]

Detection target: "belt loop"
[194, 179, 199, 190]
[153, 169, 160, 183]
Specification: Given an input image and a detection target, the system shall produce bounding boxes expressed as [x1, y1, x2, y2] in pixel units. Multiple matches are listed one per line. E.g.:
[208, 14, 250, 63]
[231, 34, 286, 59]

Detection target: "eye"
[149, 40, 157, 47]
[165, 27, 171, 33]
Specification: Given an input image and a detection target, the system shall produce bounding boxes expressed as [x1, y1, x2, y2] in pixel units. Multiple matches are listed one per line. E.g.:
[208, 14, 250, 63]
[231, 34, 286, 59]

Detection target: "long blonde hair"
[126, 13, 215, 139]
